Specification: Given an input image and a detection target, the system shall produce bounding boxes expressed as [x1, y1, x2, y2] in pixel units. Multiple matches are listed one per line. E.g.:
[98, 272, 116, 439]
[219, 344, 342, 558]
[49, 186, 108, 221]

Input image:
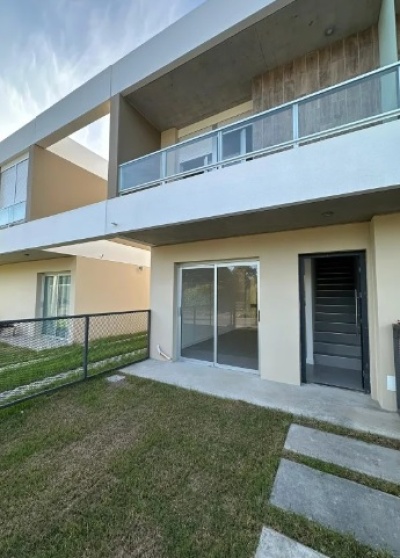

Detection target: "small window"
[221, 126, 253, 161]
[180, 154, 213, 174]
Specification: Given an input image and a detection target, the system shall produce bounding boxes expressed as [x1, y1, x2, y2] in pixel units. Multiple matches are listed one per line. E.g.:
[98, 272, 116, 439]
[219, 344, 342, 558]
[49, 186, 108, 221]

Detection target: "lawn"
[0, 333, 148, 402]
[0, 374, 397, 558]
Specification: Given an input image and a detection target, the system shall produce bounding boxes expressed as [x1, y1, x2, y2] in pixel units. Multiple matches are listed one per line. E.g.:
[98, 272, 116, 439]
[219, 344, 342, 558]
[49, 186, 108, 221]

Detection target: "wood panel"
[253, 26, 379, 112]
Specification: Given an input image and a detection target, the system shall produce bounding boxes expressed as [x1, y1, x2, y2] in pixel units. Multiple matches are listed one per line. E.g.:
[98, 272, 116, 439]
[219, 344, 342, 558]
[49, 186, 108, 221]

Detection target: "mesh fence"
[0, 311, 150, 408]
[393, 324, 400, 413]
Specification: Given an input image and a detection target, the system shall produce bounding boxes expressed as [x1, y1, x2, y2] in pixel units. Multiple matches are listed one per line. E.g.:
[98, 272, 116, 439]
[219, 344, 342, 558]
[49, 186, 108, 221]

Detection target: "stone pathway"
[255, 527, 328, 558]
[285, 424, 400, 484]
[268, 424, 400, 557]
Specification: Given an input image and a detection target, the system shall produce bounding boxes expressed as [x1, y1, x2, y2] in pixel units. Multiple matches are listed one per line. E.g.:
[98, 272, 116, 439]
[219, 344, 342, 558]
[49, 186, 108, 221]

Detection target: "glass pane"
[0, 207, 10, 227]
[221, 125, 253, 160]
[15, 159, 28, 203]
[167, 135, 215, 177]
[0, 166, 16, 208]
[181, 268, 214, 362]
[217, 264, 258, 370]
[42, 275, 71, 338]
[119, 151, 162, 192]
[251, 106, 293, 153]
[298, 68, 400, 137]
[11, 201, 26, 223]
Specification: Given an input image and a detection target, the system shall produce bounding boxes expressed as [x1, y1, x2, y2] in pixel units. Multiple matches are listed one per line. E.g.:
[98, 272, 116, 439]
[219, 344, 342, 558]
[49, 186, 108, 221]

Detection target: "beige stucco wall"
[74, 256, 150, 315]
[0, 255, 150, 322]
[0, 257, 76, 321]
[160, 101, 254, 148]
[369, 213, 400, 410]
[150, 219, 399, 411]
[28, 145, 107, 220]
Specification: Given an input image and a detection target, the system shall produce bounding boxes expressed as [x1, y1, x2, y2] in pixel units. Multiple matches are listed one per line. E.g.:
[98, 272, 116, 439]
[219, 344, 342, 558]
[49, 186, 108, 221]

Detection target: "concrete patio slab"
[270, 459, 400, 556]
[123, 360, 400, 441]
[255, 527, 328, 557]
[285, 424, 400, 484]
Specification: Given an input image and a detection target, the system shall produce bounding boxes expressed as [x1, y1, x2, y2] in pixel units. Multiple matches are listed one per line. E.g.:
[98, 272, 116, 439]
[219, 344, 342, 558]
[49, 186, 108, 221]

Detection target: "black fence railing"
[0, 310, 150, 408]
[393, 323, 400, 413]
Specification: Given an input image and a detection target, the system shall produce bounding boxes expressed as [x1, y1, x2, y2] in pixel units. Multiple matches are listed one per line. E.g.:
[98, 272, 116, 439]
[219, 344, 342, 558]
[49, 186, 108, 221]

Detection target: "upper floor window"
[0, 157, 28, 227]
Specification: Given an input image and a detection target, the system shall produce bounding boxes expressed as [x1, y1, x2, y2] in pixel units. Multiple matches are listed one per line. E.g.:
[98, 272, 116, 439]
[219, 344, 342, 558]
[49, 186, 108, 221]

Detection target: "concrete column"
[379, 0, 398, 66]
[378, 0, 399, 112]
[108, 95, 161, 199]
[369, 214, 400, 411]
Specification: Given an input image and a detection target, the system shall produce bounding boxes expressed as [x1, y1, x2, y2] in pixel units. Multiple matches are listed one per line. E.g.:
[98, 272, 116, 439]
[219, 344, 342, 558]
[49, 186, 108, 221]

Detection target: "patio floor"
[123, 359, 400, 441]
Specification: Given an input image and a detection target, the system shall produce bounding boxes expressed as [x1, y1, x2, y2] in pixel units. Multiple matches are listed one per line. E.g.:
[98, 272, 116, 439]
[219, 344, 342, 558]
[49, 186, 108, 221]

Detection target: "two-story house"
[0, 138, 150, 332]
[0, 0, 399, 410]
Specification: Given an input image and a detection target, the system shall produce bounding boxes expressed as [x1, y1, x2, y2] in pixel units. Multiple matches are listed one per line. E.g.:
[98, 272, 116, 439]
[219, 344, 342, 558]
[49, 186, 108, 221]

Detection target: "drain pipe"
[157, 344, 172, 361]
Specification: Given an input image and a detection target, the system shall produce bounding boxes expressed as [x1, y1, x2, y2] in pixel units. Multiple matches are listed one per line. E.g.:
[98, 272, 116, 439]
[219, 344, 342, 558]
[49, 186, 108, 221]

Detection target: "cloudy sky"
[0, 0, 205, 158]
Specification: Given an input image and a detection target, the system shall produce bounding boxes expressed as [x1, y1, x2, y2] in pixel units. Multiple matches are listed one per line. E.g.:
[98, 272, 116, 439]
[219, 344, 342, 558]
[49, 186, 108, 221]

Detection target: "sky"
[0, 0, 205, 158]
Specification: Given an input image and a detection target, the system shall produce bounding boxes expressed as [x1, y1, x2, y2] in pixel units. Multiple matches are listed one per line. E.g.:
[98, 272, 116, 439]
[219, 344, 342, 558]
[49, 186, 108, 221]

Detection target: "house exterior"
[0, 140, 150, 326]
[0, 0, 400, 410]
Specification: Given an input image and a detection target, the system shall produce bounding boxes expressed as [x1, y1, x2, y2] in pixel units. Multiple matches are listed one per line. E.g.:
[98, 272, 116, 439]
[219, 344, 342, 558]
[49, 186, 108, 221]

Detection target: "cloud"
[0, 0, 204, 159]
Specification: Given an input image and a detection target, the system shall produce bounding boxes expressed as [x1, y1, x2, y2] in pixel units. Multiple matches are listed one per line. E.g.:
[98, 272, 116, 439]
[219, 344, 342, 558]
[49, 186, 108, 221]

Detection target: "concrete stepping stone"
[285, 424, 400, 484]
[255, 527, 328, 557]
[270, 459, 400, 557]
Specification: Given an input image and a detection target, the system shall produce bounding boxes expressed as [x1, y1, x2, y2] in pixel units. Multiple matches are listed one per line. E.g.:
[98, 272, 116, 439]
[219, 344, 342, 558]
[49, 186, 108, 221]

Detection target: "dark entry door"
[302, 253, 369, 392]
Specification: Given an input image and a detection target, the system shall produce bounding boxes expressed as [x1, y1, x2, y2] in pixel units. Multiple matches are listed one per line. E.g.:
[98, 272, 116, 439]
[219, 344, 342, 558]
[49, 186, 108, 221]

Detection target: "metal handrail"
[119, 61, 400, 193]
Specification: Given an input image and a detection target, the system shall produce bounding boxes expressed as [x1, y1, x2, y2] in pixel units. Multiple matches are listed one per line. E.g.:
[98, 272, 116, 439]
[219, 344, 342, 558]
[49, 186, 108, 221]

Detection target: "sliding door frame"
[177, 260, 260, 374]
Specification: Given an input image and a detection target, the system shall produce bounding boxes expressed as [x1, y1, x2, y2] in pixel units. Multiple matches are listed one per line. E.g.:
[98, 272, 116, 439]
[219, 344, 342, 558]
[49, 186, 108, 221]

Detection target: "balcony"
[119, 62, 400, 195]
[0, 201, 27, 228]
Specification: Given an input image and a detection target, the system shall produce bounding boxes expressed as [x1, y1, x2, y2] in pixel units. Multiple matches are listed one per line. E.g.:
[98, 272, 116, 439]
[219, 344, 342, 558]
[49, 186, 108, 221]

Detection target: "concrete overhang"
[1, 119, 399, 254]
[0, 0, 382, 165]
[126, 0, 382, 130]
[120, 189, 400, 246]
[0, 250, 68, 267]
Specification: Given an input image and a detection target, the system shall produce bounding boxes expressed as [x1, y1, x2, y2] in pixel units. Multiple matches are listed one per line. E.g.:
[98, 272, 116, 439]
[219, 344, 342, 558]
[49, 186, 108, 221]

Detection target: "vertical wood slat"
[252, 25, 379, 115]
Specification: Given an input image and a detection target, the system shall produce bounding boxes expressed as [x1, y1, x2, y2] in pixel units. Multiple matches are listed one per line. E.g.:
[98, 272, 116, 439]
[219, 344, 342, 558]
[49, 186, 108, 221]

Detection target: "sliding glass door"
[179, 262, 259, 371]
[42, 274, 72, 338]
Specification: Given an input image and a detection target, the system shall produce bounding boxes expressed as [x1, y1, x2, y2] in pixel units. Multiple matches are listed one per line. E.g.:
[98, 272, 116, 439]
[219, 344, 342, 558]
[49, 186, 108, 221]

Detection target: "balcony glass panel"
[118, 63, 400, 194]
[298, 67, 400, 137]
[166, 134, 216, 177]
[119, 151, 163, 192]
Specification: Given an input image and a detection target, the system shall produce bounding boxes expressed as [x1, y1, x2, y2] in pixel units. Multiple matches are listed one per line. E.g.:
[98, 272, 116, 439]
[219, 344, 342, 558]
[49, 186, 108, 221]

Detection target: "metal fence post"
[83, 315, 90, 379]
[147, 310, 151, 359]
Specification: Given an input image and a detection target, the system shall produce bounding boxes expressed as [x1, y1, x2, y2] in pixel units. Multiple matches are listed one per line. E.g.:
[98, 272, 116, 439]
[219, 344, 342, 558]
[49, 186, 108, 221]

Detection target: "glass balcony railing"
[119, 62, 400, 194]
[0, 201, 27, 228]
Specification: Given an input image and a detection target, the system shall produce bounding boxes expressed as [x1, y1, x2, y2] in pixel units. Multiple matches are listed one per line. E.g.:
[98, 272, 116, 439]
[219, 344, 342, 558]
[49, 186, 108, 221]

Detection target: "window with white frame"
[0, 157, 29, 227]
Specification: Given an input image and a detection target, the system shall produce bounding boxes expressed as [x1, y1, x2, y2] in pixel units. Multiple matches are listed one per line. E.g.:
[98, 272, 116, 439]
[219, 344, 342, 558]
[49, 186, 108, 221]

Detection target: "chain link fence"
[0, 310, 150, 408]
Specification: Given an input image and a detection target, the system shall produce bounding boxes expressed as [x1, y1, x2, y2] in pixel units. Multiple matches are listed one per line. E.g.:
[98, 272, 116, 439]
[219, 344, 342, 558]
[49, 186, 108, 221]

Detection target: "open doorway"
[300, 252, 370, 392]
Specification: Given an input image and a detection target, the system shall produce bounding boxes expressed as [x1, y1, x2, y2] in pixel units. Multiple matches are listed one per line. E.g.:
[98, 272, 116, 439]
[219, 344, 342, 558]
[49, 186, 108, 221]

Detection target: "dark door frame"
[299, 250, 371, 394]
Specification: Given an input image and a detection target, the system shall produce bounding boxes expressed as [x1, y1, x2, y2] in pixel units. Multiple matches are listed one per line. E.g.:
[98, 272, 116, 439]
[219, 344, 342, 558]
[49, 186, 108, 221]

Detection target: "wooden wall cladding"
[252, 26, 380, 113]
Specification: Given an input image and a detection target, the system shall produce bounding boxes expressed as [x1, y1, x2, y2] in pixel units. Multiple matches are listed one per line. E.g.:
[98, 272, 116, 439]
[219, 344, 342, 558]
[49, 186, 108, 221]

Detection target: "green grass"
[0, 333, 148, 397]
[0, 375, 396, 558]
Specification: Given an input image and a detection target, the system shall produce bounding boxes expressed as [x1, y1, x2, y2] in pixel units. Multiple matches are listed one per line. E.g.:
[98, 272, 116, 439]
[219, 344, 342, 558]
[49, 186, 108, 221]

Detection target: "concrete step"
[285, 424, 400, 484]
[255, 527, 328, 557]
[270, 459, 400, 557]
